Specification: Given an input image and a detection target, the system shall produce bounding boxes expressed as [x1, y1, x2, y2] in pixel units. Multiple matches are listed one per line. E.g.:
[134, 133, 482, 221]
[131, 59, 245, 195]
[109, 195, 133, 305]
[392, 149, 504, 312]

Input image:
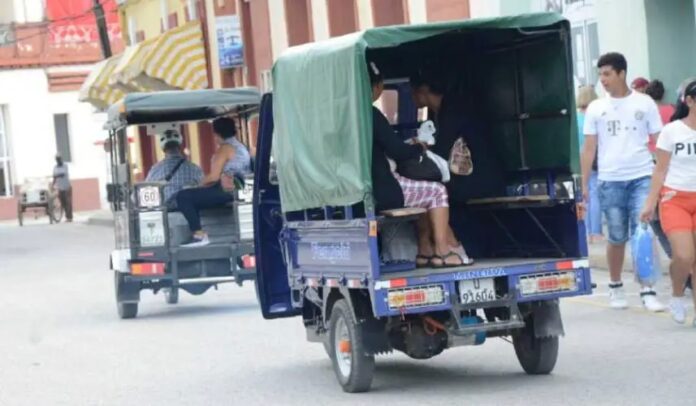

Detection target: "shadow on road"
[371, 359, 558, 393]
[125, 302, 260, 321]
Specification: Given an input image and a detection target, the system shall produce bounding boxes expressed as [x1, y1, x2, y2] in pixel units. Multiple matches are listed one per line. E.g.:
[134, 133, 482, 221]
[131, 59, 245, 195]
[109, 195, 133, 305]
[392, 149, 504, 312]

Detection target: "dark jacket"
[371, 106, 422, 212]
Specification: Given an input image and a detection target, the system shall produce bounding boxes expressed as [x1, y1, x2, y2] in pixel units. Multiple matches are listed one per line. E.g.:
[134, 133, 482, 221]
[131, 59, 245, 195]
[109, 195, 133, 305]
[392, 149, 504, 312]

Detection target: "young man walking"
[581, 52, 666, 312]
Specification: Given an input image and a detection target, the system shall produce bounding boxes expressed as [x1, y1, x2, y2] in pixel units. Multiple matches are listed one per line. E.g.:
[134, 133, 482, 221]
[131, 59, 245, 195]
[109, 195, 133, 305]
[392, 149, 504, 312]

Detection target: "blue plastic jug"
[631, 224, 660, 285]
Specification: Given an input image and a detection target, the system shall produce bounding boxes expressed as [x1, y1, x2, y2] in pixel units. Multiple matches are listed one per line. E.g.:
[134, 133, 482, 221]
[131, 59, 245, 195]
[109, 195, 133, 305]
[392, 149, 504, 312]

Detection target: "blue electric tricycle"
[253, 13, 593, 392]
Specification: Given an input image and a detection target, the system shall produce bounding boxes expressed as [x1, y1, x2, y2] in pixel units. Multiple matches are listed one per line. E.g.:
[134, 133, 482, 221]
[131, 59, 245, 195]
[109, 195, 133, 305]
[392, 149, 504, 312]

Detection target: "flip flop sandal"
[416, 254, 435, 268]
[432, 251, 470, 268]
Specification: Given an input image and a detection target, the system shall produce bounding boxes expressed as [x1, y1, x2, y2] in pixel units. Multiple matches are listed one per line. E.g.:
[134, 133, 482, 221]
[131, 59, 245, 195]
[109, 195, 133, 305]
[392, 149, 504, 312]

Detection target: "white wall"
[595, 0, 650, 83]
[11, 0, 44, 23]
[0, 68, 108, 207]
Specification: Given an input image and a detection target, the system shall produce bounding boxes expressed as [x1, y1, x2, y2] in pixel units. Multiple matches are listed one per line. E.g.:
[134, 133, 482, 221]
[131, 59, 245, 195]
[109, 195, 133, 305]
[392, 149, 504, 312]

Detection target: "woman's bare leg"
[429, 207, 462, 265]
[666, 231, 695, 297]
[416, 214, 435, 265]
[692, 232, 696, 311]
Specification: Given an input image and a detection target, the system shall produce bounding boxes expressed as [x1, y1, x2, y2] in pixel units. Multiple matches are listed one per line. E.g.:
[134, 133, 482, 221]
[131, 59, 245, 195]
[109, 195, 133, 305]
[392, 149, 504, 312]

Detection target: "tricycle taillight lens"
[130, 262, 165, 275]
[388, 285, 445, 310]
[519, 271, 578, 296]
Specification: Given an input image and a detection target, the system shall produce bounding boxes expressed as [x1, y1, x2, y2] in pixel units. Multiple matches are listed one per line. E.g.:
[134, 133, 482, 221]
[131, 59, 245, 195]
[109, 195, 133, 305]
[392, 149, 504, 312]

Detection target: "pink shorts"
[393, 173, 449, 210]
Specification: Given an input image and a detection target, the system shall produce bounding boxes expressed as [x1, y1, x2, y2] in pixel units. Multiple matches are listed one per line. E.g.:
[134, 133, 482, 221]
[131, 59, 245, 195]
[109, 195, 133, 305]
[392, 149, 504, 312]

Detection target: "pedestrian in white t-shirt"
[581, 52, 665, 312]
[641, 80, 696, 326]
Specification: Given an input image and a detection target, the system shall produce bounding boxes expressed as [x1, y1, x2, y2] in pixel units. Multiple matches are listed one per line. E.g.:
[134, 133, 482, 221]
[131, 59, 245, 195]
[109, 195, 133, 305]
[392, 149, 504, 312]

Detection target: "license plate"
[459, 278, 496, 304]
[238, 181, 253, 203]
[138, 186, 161, 208]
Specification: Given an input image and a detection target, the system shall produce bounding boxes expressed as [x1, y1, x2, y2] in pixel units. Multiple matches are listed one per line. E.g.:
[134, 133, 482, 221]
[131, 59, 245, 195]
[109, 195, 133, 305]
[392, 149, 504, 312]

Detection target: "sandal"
[432, 251, 471, 268]
[416, 254, 435, 268]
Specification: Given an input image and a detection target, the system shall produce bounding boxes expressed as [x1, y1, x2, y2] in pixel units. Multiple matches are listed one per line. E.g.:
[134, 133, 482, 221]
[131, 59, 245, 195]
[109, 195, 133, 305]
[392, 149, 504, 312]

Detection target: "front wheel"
[513, 316, 559, 375]
[163, 287, 179, 304]
[329, 299, 375, 393]
[48, 196, 63, 224]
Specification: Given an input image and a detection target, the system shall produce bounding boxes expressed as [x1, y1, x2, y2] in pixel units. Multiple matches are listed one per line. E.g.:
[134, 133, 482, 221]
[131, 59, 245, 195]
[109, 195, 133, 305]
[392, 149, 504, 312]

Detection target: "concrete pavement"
[1, 222, 693, 405]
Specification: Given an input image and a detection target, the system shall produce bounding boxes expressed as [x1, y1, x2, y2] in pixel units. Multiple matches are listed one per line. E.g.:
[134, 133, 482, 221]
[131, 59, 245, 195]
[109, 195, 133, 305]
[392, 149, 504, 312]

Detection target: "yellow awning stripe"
[79, 54, 125, 110]
[142, 21, 209, 90]
[110, 37, 167, 91]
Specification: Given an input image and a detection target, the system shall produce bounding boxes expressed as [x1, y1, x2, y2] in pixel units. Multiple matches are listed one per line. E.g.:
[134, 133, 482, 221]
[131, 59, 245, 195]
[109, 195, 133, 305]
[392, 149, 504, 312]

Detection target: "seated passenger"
[176, 117, 252, 247]
[369, 62, 472, 267]
[145, 129, 203, 208]
[410, 71, 506, 202]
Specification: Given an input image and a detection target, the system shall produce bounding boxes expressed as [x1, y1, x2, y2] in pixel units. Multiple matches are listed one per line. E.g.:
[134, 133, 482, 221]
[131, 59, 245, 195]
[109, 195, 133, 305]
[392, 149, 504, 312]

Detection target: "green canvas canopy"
[272, 13, 575, 212]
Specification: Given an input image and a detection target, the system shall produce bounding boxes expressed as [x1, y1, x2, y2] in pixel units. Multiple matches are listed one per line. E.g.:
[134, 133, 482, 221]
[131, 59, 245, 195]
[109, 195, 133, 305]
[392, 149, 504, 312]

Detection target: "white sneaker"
[181, 233, 210, 248]
[669, 297, 687, 324]
[609, 286, 628, 309]
[641, 289, 666, 312]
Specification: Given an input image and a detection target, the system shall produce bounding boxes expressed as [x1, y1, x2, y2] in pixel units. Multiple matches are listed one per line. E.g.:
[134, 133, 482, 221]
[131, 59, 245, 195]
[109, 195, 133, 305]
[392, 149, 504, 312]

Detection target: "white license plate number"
[238, 182, 253, 203]
[459, 278, 496, 304]
[138, 186, 161, 208]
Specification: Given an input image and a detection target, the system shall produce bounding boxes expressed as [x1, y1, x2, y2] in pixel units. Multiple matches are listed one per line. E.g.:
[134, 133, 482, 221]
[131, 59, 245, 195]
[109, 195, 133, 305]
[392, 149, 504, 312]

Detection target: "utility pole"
[93, 0, 112, 58]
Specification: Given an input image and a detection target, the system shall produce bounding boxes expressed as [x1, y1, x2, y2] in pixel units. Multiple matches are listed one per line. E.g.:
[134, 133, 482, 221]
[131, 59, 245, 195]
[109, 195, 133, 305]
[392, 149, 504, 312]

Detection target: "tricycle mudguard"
[530, 299, 564, 338]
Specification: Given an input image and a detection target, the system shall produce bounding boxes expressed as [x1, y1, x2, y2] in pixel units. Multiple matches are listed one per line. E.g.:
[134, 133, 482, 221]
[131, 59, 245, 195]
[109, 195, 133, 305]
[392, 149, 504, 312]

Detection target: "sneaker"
[609, 284, 628, 309]
[181, 233, 210, 247]
[641, 289, 666, 312]
[669, 297, 687, 324]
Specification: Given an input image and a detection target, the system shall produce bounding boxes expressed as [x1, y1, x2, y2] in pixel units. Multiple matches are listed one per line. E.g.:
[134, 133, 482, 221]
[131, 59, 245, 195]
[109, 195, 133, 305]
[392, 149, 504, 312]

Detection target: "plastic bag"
[631, 223, 661, 285]
[449, 137, 473, 176]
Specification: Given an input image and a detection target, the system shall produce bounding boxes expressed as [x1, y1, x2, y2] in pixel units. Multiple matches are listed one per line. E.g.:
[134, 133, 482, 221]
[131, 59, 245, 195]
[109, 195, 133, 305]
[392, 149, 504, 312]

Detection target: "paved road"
[1, 222, 694, 406]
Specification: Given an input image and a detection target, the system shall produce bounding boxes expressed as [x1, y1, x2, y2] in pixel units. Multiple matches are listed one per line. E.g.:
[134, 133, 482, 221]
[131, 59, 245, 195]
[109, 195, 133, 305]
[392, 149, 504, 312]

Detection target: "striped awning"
[79, 54, 125, 110]
[109, 37, 162, 92]
[111, 21, 209, 92]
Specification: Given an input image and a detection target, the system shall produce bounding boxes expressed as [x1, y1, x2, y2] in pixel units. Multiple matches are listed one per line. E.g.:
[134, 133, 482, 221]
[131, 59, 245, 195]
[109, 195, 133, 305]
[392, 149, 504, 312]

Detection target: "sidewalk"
[0, 209, 112, 228]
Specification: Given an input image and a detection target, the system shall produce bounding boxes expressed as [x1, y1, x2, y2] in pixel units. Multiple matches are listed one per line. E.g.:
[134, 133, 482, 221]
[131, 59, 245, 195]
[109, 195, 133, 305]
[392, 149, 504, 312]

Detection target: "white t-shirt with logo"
[583, 91, 663, 181]
[656, 120, 696, 192]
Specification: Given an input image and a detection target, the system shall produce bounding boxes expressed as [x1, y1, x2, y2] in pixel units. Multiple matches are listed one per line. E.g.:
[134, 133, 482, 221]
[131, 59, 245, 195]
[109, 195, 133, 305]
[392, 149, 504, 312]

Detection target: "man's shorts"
[659, 187, 696, 234]
[598, 176, 651, 244]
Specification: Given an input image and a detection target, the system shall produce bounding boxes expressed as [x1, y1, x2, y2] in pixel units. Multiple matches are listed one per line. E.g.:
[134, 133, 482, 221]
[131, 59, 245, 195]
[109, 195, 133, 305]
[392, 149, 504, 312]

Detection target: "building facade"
[87, 0, 471, 180]
[0, 0, 123, 220]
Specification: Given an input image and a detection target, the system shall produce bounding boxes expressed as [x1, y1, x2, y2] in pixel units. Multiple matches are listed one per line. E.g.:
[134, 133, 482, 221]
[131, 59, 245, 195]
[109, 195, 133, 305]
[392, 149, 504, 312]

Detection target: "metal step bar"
[177, 276, 237, 285]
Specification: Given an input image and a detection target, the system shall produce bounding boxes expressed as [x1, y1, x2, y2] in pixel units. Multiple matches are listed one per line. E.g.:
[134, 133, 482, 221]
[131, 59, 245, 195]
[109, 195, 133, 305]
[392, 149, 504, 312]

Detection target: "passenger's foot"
[669, 296, 687, 324]
[608, 283, 628, 309]
[641, 288, 666, 312]
[432, 251, 469, 268]
[451, 245, 474, 265]
[416, 254, 434, 268]
[181, 233, 209, 247]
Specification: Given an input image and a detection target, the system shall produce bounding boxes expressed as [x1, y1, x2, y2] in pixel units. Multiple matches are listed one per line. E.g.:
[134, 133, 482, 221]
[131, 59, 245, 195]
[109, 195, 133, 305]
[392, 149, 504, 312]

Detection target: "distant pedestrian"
[640, 80, 696, 325]
[646, 79, 676, 124]
[52, 154, 73, 222]
[581, 52, 665, 311]
[631, 77, 650, 94]
[576, 85, 603, 243]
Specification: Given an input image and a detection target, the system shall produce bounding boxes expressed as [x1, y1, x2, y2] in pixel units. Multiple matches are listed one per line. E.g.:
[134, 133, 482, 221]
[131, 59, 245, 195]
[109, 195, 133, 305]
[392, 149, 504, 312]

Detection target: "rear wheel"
[114, 272, 138, 319]
[117, 302, 138, 319]
[513, 315, 559, 375]
[163, 287, 179, 304]
[329, 299, 374, 393]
